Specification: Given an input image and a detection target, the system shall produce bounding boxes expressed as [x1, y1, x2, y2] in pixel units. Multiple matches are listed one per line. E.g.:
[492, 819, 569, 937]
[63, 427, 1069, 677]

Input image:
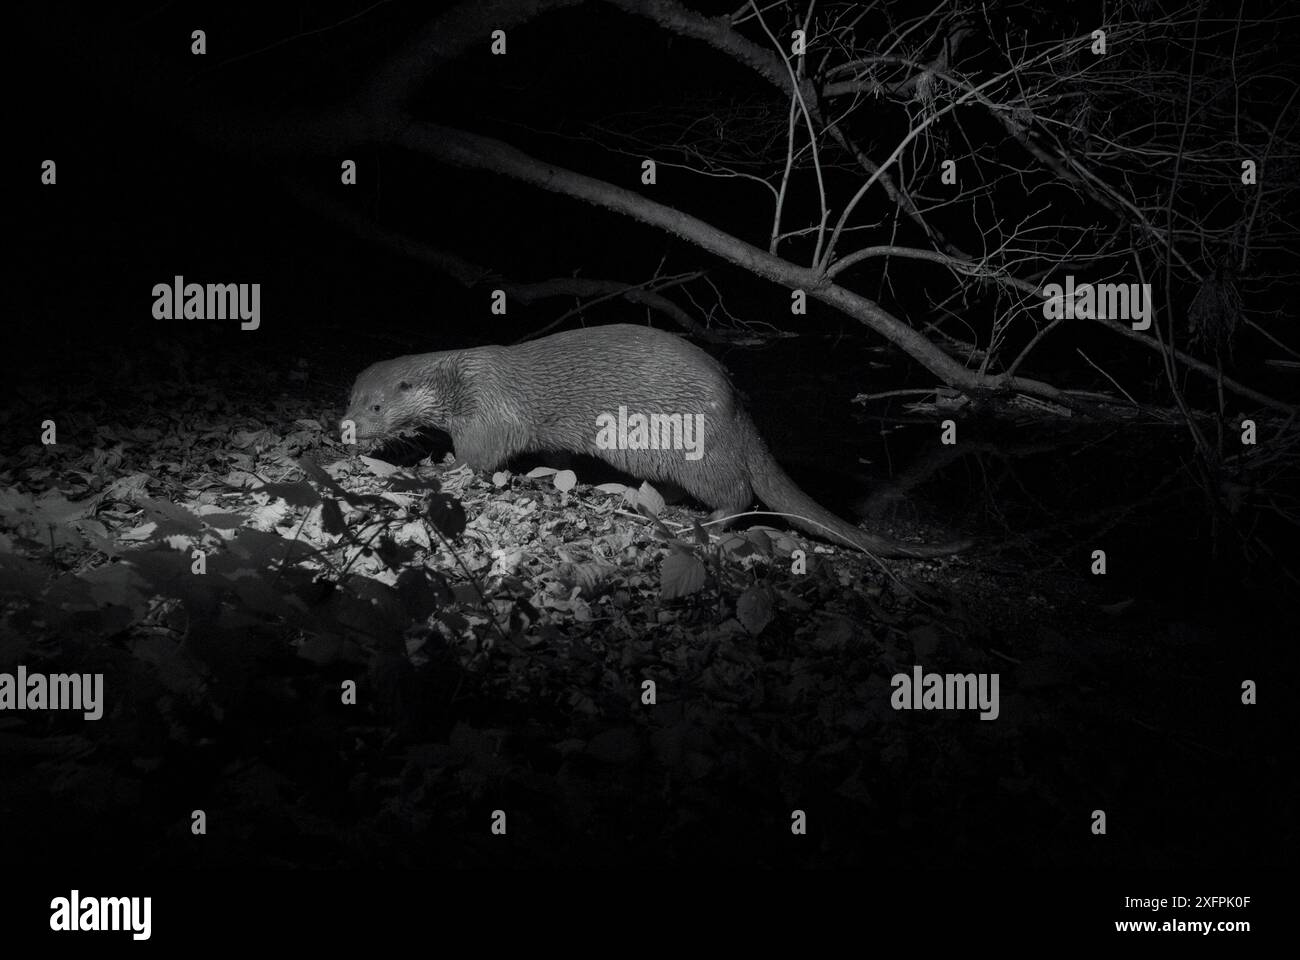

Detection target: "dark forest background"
[1, 1, 1294, 935]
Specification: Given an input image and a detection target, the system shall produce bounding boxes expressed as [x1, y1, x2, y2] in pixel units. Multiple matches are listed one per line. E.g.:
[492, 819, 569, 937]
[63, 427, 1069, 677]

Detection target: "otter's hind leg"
[688, 466, 754, 531]
[705, 493, 752, 530]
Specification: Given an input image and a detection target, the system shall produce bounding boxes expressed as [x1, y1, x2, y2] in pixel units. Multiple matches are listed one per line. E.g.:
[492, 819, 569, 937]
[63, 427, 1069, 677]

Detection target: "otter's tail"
[743, 422, 970, 560]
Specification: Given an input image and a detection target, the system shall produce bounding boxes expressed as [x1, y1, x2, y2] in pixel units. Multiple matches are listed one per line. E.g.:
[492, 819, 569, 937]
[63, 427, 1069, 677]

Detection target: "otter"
[342, 324, 968, 559]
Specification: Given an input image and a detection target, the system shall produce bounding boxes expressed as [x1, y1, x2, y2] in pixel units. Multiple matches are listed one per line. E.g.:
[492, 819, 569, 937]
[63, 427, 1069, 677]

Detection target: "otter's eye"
[371, 403, 382, 412]
[398, 381, 411, 391]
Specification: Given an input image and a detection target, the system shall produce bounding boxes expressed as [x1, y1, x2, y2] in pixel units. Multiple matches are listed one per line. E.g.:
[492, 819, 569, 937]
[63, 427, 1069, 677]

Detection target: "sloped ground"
[0, 362, 1285, 868]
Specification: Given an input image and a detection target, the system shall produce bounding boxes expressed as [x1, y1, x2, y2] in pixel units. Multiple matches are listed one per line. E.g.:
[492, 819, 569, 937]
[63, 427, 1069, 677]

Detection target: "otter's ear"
[398, 381, 412, 391]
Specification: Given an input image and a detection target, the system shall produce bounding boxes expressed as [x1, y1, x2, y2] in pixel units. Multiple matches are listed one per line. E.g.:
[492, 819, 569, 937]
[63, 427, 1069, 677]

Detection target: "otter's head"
[341, 354, 465, 446]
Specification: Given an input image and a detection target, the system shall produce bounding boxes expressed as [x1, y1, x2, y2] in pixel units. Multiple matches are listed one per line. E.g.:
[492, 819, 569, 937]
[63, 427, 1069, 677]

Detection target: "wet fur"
[343, 325, 967, 558]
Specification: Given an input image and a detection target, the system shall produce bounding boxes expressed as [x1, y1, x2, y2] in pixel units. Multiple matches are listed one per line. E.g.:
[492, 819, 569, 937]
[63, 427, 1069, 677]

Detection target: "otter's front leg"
[448, 421, 516, 473]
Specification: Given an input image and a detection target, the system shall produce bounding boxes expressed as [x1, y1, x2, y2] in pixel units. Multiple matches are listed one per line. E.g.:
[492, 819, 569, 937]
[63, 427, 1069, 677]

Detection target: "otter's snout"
[341, 398, 385, 442]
